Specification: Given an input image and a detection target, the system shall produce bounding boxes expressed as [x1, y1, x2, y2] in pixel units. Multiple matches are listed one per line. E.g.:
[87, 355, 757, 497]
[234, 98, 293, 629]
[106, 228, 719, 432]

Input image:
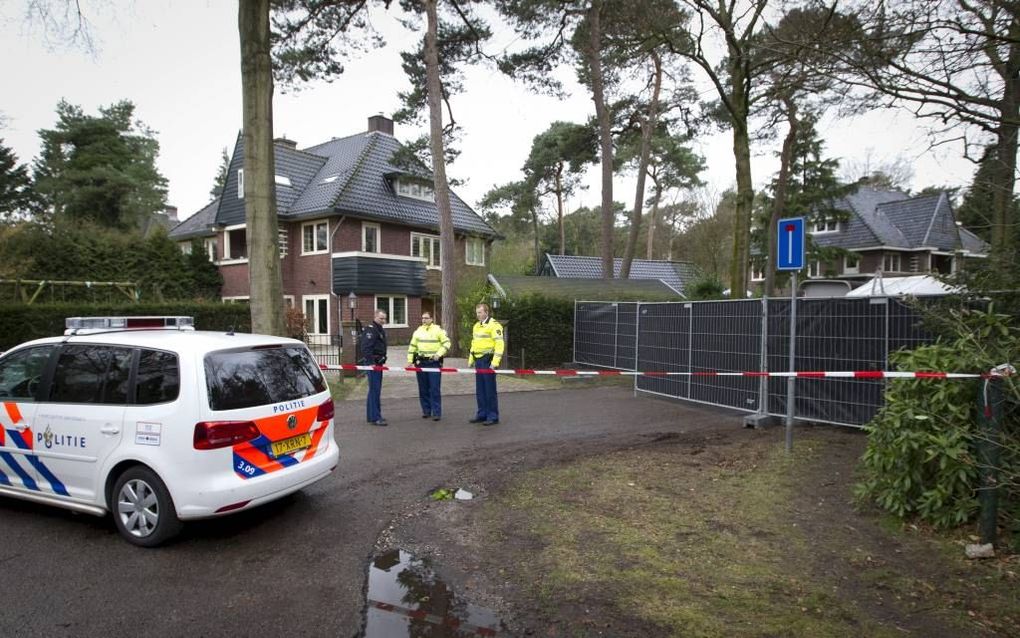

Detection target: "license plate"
[270, 433, 311, 458]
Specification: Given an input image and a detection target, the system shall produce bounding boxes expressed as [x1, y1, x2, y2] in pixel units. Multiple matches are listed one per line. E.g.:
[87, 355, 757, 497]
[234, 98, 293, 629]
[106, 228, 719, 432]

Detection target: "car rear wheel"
[111, 466, 183, 547]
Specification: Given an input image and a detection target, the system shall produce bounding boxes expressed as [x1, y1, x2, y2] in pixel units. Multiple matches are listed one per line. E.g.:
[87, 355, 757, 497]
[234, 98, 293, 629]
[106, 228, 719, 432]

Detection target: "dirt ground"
[382, 423, 1020, 637]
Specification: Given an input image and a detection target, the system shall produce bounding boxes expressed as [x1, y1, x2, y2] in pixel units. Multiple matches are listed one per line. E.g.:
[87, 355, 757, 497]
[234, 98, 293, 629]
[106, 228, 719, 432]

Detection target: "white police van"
[0, 317, 338, 547]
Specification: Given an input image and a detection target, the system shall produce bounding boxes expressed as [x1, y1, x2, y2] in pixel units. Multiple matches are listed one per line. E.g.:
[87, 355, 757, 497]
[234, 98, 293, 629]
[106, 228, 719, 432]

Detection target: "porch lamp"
[490, 292, 501, 314]
[347, 291, 357, 323]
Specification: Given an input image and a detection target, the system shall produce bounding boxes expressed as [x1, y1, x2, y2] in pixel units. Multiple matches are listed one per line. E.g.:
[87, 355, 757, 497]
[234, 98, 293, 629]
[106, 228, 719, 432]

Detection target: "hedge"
[0, 302, 252, 350]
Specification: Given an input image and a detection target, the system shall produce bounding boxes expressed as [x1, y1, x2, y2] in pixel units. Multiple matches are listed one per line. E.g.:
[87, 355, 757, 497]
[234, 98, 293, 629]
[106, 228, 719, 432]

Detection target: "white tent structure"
[846, 274, 957, 297]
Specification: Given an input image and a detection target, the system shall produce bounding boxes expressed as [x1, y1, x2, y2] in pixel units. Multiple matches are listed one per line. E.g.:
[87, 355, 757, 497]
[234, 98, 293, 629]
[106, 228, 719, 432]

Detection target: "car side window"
[0, 346, 54, 401]
[49, 345, 133, 405]
[135, 349, 180, 404]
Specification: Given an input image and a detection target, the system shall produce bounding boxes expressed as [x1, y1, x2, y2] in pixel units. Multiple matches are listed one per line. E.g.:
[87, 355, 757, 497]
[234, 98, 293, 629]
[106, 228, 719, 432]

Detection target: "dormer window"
[812, 219, 839, 233]
[396, 179, 434, 202]
[275, 175, 292, 187]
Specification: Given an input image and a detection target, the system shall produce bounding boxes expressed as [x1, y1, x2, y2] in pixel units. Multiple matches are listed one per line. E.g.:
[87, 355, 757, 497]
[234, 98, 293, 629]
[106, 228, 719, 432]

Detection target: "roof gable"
[169, 197, 219, 240]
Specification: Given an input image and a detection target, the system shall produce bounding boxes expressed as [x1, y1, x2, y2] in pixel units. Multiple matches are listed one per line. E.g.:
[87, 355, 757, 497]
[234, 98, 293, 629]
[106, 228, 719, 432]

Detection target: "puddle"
[364, 549, 502, 637]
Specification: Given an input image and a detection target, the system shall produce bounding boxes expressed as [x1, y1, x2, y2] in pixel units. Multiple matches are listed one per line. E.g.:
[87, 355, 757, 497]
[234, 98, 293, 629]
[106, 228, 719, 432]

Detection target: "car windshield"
[204, 346, 327, 411]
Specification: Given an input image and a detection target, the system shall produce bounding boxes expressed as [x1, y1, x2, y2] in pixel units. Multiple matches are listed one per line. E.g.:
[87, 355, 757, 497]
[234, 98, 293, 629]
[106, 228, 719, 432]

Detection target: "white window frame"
[302, 220, 330, 255]
[808, 260, 822, 278]
[465, 237, 485, 267]
[882, 253, 901, 273]
[179, 242, 192, 255]
[237, 169, 244, 199]
[222, 296, 250, 304]
[278, 226, 289, 259]
[396, 179, 434, 202]
[302, 294, 331, 336]
[843, 253, 860, 275]
[283, 295, 295, 308]
[411, 232, 442, 269]
[222, 224, 248, 263]
[750, 263, 765, 282]
[812, 219, 839, 234]
[362, 222, 381, 254]
[375, 295, 408, 328]
[204, 237, 218, 263]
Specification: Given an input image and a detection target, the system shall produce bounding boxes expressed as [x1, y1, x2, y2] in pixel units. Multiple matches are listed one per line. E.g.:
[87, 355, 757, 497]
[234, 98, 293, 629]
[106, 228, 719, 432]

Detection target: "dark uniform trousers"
[416, 359, 443, 417]
[473, 354, 498, 422]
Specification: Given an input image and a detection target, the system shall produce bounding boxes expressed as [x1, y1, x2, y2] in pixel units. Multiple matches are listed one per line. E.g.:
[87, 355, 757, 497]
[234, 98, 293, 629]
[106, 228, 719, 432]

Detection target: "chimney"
[367, 114, 394, 136]
[274, 136, 298, 149]
[164, 205, 179, 222]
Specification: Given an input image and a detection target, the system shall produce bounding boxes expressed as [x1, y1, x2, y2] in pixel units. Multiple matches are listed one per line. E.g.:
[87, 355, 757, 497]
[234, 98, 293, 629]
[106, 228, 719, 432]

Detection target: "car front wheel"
[111, 466, 183, 547]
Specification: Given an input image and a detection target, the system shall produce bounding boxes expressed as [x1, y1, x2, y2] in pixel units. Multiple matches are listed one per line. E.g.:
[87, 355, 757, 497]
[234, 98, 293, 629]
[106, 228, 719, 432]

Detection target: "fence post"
[977, 364, 1015, 545]
[633, 302, 641, 397]
[572, 300, 578, 365]
[786, 273, 798, 453]
[614, 302, 620, 369]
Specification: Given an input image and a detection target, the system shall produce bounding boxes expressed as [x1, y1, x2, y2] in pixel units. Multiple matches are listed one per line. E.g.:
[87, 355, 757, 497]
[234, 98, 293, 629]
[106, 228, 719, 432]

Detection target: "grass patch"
[326, 373, 363, 402]
[482, 432, 1020, 637]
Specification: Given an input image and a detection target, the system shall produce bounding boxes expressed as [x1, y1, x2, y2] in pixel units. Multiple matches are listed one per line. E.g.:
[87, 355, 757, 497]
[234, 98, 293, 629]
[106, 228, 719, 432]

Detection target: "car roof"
[9, 330, 306, 356]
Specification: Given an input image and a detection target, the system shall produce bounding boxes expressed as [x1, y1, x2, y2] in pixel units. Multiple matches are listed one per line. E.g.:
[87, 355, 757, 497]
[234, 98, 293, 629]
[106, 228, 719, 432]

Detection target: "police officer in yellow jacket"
[407, 311, 451, 421]
[468, 303, 504, 425]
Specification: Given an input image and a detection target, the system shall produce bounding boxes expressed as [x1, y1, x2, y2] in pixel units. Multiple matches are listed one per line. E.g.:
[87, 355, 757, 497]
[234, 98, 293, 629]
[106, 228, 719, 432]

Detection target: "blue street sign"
[777, 217, 805, 271]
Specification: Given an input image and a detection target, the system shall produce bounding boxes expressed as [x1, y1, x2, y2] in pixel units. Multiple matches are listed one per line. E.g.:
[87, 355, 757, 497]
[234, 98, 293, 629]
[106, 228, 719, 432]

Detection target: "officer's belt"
[471, 349, 494, 356]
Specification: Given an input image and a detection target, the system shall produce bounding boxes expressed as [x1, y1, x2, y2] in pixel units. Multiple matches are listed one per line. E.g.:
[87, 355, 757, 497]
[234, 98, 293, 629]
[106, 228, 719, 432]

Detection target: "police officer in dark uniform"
[361, 309, 388, 426]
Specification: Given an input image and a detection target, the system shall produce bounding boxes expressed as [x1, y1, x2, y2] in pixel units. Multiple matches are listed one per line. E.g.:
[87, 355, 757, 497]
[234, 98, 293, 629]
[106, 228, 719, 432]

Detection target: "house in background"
[169, 115, 498, 341]
[751, 186, 990, 286]
[538, 253, 699, 297]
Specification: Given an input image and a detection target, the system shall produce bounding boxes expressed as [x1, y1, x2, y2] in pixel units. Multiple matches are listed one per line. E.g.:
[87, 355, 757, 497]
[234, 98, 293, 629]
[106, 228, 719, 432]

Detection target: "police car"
[0, 316, 339, 547]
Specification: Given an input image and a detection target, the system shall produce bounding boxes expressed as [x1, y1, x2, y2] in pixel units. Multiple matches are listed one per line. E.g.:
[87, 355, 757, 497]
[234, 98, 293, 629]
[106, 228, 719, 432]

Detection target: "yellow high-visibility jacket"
[468, 318, 504, 367]
[407, 323, 451, 363]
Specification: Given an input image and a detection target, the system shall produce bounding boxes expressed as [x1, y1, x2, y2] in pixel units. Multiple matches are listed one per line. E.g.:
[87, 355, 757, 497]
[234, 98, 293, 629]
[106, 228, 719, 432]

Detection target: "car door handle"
[100, 426, 120, 435]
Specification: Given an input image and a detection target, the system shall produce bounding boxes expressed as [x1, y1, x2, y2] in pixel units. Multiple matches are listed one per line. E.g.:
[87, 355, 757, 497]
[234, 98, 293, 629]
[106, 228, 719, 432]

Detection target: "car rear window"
[204, 345, 327, 411]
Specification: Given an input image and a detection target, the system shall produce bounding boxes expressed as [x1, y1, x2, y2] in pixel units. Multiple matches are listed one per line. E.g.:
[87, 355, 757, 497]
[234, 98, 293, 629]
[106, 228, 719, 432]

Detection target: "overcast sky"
[0, 1, 981, 225]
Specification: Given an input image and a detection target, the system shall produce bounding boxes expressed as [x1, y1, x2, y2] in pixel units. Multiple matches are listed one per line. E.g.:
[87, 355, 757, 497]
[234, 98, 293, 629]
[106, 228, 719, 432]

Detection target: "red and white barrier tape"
[318, 363, 986, 379]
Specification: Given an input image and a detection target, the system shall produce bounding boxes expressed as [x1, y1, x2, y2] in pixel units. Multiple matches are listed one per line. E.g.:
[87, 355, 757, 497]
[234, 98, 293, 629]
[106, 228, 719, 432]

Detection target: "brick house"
[750, 186, 990, 286]
[169, 115, 497, 341]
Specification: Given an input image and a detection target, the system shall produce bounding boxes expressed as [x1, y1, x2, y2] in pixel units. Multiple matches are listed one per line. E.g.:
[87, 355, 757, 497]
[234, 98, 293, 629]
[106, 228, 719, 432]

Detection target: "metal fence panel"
[576, 295, 945, 428]
[573, 301, 638, 370]
[305, 333, 342, 366]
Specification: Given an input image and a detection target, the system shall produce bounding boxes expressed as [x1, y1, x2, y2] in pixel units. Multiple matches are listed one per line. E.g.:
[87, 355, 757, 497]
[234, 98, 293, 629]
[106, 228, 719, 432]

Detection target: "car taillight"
[317, 399, 335, 423]
[194, 421, 260, 450]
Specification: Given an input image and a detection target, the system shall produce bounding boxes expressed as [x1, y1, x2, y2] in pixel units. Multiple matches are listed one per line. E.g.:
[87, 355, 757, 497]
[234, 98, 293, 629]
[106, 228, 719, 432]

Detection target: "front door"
[34, 345, 130, 503]
[0, 346, 53, 493]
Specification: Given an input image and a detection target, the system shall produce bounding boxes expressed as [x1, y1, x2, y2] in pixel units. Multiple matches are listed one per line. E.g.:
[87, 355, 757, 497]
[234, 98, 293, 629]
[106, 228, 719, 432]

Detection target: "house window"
[204, 237, 218, 262]
[466, 237, 485, 266]
[812, 219, 839, 233]
[411, 233, 441, 268]
[303, 295, 330, 335]
[222, 296, 250, 304]
[237, 169, 244, 199]
[750, 260, 766, 282]
[396, 179, 434, 202]
[844, 253, 860, 275]
[375, 296, 407, 327]
[278, 226, 289, 258]
[808, 260, 822, 278]
[362, 222, 381, 253]
[275, 174, 292, 187]
[224, 227, 247, 261]
[882, 253, 901, 273]
[302, 220, 329, 255]
[179, 242, 192, 255]
[284, 295, 295, 308]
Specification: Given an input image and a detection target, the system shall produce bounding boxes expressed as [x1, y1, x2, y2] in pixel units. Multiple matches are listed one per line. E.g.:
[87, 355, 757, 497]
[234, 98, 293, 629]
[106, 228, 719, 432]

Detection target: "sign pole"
[786, 271, 797, 453]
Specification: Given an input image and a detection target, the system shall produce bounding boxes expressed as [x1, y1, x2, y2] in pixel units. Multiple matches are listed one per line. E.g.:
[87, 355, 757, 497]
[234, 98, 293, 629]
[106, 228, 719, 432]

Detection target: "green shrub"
[0, 302, 251, 349]
[855, 306, 1020, 531]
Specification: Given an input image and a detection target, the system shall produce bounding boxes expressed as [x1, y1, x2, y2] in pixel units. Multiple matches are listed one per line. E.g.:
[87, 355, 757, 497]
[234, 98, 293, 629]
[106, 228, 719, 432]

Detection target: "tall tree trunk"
[620, 51, 662, 279]
[424, 0, 458, 352]
[239, 0, 284, 336]
[646, 173, 660, 260]
[728, 58, 752, 299]
[764, 98, 799, 297]
[990, 19, 1019, 258]
[587, 0, 614, 280]
[532, 207, 542, 274]
[555, 163, 565, 255]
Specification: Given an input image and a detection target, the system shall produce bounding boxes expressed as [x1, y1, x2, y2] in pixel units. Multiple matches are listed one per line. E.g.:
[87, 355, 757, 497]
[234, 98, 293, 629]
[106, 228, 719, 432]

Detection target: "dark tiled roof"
[812, 187, 909, 250]
[330, 133, 496, 236]
[877, 193, 959, 250]
[207, 131, 496, 237]
[490, 275, 683, 301]
[542, 254, 698, 294]
[169, 197, 220, 240]
[958, 226, 990, 255]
